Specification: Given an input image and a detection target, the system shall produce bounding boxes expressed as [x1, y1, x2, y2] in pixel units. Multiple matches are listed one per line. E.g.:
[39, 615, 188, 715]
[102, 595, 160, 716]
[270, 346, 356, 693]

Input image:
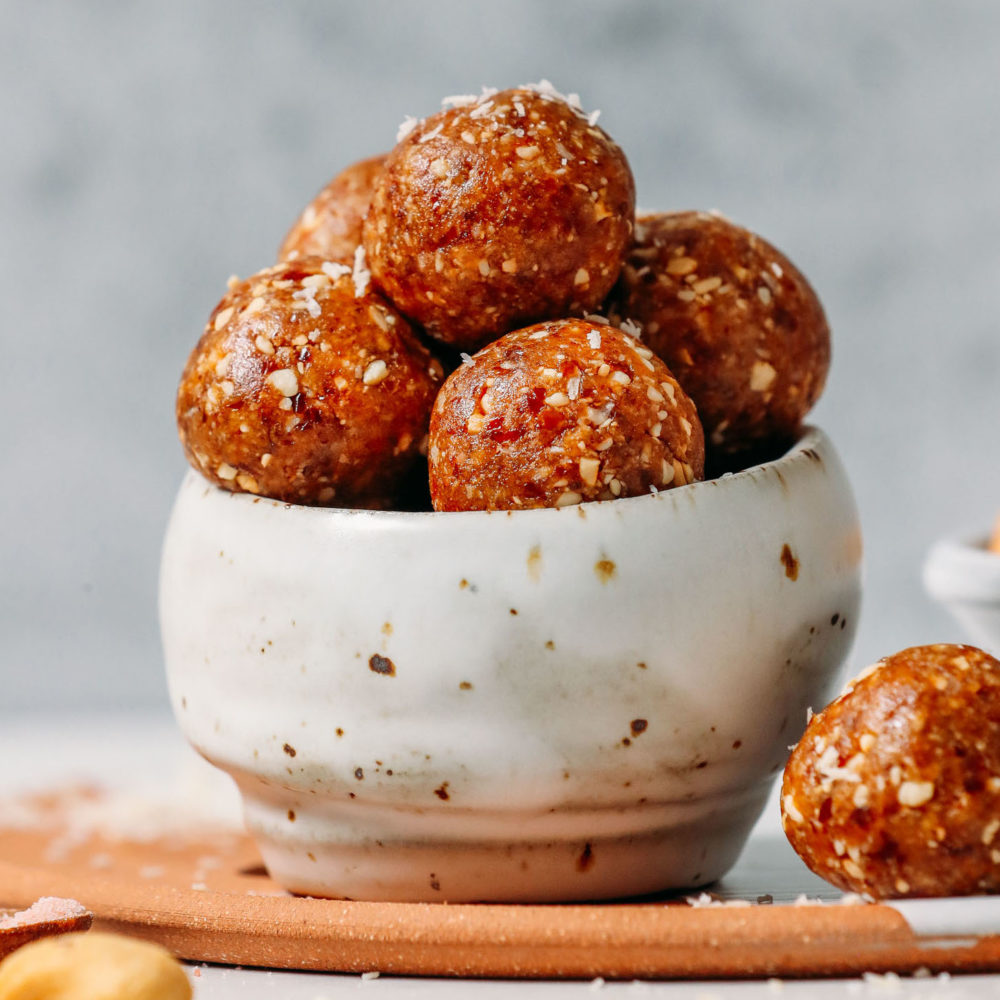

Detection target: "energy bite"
[613, 211, 830, 455]
[364, 84, 635, 351]
[177, 256, 443, 508]
[428, 318, 704, 511]
[278, 154, 387, 263]
[781, 644, 1000, 899]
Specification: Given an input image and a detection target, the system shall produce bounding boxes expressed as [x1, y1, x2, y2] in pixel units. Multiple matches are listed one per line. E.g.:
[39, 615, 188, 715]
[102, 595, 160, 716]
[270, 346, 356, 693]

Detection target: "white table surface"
[2, 712, 998, 999]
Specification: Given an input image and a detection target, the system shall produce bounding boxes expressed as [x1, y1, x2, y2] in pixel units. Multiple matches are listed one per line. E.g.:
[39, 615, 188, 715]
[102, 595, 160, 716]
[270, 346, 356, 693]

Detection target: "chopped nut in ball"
[278, 154, 386, 263]
[613, 211, 830, 457]
[781, 643, 1000, 899]
[177, 256, 443, 508]
[428, 318, 704, 511]
[364, 83, 635, 351]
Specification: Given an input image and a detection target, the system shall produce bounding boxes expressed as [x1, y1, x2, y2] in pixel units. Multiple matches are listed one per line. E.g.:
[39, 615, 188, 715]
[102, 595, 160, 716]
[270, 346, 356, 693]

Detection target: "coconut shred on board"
[0, 898, 88, 930]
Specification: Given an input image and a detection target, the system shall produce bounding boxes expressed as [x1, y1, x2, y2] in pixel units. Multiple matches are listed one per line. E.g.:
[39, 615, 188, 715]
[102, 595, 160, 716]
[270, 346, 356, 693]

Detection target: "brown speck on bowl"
[594, 558, 616, 583]
[781, 543, 799, 580]
[369, 653, 396, 676]
[527, 545, 543, 580]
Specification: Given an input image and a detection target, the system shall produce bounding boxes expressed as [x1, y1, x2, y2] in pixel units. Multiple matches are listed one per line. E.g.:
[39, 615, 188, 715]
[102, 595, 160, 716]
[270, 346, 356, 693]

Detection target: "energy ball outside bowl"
[363, 84, 635, 352]
[781, 643, 1000, 899]
[278, 154, 387, 263]
[428, 318, 704, 511]
[613, 211, 830, 457]
[177, 256, 443, 508]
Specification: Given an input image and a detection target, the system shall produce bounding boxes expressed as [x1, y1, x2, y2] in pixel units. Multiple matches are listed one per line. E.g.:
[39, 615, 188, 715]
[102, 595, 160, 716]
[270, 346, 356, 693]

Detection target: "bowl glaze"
[160, 426, 862, 902]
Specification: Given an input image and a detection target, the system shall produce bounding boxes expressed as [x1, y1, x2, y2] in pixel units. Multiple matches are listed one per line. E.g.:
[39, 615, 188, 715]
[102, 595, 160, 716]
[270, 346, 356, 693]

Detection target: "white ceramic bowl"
[923, 534, 1000, 654]
[160, 426, 862, 902]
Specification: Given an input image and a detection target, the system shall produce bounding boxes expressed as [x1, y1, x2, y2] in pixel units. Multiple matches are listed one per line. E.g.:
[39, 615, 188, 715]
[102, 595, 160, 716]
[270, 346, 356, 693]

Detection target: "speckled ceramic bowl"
[923, 533, 1000, 654]
[160, 426, 862, 902]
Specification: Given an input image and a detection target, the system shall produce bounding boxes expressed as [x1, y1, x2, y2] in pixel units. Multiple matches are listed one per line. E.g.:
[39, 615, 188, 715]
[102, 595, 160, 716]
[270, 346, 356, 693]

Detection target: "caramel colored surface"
[278, 155, 387, 263]
[782, 644, 1000, 899]
[613, 211, 829, 457]
[428, 319, 704, 511]
[364, 86, 634, 351]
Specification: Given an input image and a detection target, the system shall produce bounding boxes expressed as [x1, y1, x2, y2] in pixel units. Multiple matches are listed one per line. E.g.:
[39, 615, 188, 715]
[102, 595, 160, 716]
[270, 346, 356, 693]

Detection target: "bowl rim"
[924, 532, 1000, 604]
[178, 424, 832, 522]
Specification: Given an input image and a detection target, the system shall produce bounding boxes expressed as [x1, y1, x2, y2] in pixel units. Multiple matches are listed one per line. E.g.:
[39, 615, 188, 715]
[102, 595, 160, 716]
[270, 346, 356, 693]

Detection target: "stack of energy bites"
[177, 82, 830, 512]
[175, 84, 1000, 905]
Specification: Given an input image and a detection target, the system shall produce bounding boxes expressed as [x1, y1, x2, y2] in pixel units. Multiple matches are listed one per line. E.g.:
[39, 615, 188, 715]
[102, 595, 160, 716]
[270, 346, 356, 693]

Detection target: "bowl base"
[244, 796, 765, 903]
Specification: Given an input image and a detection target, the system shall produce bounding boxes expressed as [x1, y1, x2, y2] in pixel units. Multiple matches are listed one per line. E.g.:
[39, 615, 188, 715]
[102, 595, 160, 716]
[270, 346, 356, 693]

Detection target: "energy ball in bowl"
[781, 644, 1000, 899]
[428, 318, 704, 511]
[278, 154, 386, 262]
[364, 85, 635, 351]
[177, 257, 443, 508]
[614, 211, 830, 457]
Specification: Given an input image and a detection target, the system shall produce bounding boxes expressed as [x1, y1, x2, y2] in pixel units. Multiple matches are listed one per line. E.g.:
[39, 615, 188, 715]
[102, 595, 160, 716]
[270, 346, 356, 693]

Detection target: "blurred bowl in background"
[923, 534, 1000, 654]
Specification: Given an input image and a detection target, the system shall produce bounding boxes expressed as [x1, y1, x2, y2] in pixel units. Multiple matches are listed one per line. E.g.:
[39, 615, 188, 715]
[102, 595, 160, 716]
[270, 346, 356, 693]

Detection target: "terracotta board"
[1, 793, 998, 979]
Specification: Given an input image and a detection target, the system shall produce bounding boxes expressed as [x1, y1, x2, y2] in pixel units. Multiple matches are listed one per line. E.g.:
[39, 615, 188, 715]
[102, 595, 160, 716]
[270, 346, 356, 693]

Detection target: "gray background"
[2, 0, 998, 714]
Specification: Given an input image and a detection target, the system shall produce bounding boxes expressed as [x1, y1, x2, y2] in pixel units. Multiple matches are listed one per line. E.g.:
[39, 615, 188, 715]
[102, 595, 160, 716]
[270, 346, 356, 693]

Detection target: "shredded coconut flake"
[321, 261, 351, 281]
[618, 317, 643, 339]
[838, 893, 868, 906]
[523, 79, 583, 111]
[440, 93, 478, 109]
[396, 115, 420, 143]
[861, 971, 902, 991]
[0, 897, 88, 930]
[685, 893, 752, 908]
[815, 744, 861, 789]
[419, 123, 445, 143]
[292, 286, 321, 318]
[352, 246, 371, 298]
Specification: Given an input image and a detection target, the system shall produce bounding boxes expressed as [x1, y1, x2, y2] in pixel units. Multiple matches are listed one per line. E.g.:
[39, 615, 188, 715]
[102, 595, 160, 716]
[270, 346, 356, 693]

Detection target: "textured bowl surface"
[924, 535, 1000, 654]
[160, 426, 862, 902]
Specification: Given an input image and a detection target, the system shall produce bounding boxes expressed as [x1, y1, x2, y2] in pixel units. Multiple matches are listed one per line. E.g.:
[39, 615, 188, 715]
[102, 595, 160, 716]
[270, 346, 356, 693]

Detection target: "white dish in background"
[923, 534, 1000, 654]
[159, 426, 862, 903]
